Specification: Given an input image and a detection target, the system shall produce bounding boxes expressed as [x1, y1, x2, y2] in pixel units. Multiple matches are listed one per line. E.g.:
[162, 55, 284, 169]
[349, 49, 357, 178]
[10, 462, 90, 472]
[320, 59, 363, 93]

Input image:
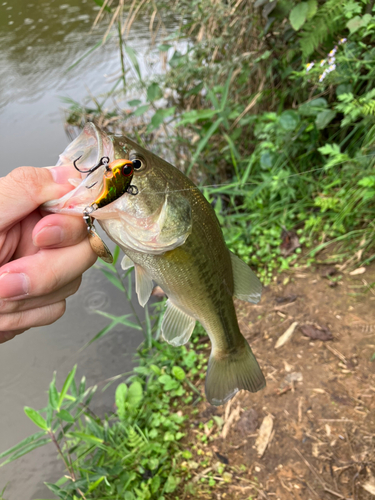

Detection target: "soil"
[185, 263, 375, 500]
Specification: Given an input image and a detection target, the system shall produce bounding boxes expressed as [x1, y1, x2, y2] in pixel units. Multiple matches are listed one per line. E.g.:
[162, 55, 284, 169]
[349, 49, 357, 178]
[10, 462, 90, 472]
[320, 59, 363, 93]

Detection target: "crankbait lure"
[74, 155, 138, 263]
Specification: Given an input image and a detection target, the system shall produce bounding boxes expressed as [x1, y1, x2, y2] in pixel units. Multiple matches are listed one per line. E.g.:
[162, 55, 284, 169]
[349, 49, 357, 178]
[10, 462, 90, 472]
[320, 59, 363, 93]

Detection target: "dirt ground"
[186, 262, 375, 500]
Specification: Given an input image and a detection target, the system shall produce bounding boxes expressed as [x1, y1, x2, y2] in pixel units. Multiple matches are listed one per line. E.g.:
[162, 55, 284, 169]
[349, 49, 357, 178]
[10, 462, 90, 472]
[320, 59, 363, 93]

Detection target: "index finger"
[0, 165, 79, 231]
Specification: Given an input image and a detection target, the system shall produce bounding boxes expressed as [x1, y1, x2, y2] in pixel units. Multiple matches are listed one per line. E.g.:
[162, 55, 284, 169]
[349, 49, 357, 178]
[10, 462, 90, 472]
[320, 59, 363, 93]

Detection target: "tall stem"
[118, 20, 126, 92]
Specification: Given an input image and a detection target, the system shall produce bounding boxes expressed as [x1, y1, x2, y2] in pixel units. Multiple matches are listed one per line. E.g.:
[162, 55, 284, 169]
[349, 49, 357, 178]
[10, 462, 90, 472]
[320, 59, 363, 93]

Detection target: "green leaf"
[186, 117, 223, 175]
[127, 381, 143, 407]
[128, 99, 142, 106]
[87, 476, 106, 492]
[148, 107, 175, 132]
[306, 0, 317, 19]
[150, 364, 161, 375]
[100, 269, 125, 291]
[158, 43, 172, 52]
[133, 104, 149, 116]
[299, 98, 327, 116]
[279, 110, 299, 131]
[164, 431, 175, 441]
[172, 366, 186, 381]
[115, 383, 128, 411]
[112, 245, 121, 265]
[371, 353, 375, 361]
[147, 82, 163, 102]
[58, 365, 77, 410]
[69, 432, 104, 444]
[85, 321, 117, 346]
[315, 109, 336, 129]
[124, 45, 142, 81]
[1, 438, 51, 467]
[151, 475, 161, 493]
[358, 176, 375, 188]
[164, 475, 178, 493]
[56, 410, 75, 423]
[289, 2, 309, 31]
[92, 0, 112, 13]
[24, 407, 48, 430]
[0, 431, 45, 460]
[220, 68, 234, 112]
[48, 372, 59, 410]
[176, 108, 217, 126]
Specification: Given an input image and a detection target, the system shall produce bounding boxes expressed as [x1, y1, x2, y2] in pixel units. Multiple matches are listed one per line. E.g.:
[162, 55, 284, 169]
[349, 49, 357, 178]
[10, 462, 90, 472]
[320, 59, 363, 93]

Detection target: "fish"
[44, 123, 266, 405]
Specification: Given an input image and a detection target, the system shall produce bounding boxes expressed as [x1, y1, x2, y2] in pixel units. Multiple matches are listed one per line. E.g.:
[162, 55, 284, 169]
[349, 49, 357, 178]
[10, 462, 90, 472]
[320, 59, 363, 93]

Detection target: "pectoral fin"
[135, 265, 153, 307]
[121, 255, 134, 270]
[161, 300, 196, 347]
[230, 251, 262, 304]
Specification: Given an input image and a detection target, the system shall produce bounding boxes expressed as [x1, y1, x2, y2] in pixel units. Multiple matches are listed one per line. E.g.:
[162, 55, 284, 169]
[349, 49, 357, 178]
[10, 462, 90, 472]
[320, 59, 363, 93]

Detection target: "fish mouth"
[43, 123, 116, 214]
[57, 122, 114, 171]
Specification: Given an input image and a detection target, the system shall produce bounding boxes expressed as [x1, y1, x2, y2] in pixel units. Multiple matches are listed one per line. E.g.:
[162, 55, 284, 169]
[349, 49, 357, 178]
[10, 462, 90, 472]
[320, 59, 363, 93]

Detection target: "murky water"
[0, 1, 167, 498]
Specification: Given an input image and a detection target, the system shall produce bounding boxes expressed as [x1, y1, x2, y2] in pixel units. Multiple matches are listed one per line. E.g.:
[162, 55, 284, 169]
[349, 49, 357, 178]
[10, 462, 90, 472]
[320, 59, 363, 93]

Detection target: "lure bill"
[74, 155, 138, 263]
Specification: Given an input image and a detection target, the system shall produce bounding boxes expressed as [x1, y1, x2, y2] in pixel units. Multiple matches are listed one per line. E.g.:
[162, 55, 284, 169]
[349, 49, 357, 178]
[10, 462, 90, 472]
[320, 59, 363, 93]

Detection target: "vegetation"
[2, 0, 375, 498]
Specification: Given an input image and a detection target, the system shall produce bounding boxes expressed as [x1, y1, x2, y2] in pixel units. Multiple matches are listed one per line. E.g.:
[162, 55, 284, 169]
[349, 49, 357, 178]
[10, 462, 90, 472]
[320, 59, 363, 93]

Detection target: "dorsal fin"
[230, 251, 262, 304]
[161, 300, 196, 347]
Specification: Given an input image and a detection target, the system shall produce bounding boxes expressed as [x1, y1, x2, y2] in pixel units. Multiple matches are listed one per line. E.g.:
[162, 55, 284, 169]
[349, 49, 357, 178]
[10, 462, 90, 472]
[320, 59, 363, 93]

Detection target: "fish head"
[43, 122, 116, 214]
[43, 123, 193, 255]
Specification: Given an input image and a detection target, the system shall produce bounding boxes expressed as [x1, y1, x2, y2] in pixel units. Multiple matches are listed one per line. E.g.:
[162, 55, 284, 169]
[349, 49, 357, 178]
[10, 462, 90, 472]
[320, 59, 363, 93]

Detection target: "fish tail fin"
[205, 342, 266, 406]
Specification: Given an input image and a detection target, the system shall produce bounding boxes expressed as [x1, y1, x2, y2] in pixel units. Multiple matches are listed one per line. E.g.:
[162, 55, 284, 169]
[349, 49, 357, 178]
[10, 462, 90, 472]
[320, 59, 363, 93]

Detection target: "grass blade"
[186, 117, 223, 175]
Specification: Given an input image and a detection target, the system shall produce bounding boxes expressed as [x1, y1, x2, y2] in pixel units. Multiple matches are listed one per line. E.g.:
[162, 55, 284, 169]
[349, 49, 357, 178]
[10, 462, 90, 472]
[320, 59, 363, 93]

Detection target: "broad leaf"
[289, 2, 309, 31]
[24, 407, 48, 430]
[127, 381, 143, 407]
[315, 109, 336, 130]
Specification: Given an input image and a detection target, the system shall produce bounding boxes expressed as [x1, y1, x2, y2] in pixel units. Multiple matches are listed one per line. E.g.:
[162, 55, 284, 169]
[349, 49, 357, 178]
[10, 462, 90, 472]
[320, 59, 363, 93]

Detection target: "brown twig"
[294, 448, 348, 499]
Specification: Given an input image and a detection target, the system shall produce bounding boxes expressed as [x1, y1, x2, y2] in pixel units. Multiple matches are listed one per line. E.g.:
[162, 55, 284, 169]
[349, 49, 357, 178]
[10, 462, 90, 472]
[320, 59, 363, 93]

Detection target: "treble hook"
[73, 156, 110, 175]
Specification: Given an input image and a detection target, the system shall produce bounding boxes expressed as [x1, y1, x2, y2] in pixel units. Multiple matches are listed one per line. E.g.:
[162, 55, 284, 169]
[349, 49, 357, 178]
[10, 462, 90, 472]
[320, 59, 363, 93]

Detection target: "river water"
[0, 1, 169, 498]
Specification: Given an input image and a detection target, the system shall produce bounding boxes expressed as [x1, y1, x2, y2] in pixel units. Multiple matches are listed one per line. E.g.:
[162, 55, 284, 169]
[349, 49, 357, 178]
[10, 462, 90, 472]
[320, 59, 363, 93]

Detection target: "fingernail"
[33, 225, 64, 247]
[0, 273, 30, 299]
[45, 166, 74, 184]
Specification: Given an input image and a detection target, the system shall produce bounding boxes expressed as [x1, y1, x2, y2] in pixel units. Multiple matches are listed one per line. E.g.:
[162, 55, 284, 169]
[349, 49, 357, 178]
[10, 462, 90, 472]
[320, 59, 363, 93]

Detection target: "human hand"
[0, 165, 97, 343]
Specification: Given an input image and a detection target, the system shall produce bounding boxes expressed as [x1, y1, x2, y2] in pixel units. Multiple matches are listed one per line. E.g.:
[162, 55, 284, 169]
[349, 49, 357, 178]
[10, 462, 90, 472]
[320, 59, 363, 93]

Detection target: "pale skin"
[0, 165, 97, 343]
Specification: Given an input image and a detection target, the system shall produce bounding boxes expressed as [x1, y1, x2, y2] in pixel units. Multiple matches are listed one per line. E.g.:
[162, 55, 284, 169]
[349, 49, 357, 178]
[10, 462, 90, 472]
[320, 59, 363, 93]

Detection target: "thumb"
[0, 166, 78, 231]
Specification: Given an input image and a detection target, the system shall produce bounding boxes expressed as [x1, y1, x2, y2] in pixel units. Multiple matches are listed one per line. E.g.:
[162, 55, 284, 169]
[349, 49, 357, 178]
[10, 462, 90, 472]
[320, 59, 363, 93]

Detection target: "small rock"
[275, 294, 297, 304]
[215, 452, 229, 464]
[300, 324, 333, 341]
[237, 409, 258, 434]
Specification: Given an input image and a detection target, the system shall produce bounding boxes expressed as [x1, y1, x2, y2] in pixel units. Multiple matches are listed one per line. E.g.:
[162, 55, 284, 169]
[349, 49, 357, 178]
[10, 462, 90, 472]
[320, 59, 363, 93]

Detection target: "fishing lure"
[74, 155, 138, 263]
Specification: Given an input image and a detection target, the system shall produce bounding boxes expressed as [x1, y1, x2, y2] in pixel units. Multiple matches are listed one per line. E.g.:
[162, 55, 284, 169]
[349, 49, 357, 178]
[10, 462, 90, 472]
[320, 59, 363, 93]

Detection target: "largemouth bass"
[44, 123, 266, 405]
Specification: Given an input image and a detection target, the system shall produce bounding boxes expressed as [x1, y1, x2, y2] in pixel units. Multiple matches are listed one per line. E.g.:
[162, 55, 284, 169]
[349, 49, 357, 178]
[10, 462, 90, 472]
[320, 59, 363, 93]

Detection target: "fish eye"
[122, 164, 133, 176]
[131, 158, 145, 170]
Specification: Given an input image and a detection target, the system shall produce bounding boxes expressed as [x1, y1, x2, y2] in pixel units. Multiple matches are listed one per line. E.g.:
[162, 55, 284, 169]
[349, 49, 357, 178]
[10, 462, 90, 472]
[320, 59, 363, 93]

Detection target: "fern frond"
[300, 0, 346, 59]
[127, 427, 144, 449]
[362, 101, 375, 116]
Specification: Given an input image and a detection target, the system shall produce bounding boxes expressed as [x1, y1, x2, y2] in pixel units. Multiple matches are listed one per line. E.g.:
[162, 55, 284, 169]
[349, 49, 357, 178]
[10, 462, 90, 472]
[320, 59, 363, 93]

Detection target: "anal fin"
[230, 251, 262, 304]
[161, 300, 196, 347]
